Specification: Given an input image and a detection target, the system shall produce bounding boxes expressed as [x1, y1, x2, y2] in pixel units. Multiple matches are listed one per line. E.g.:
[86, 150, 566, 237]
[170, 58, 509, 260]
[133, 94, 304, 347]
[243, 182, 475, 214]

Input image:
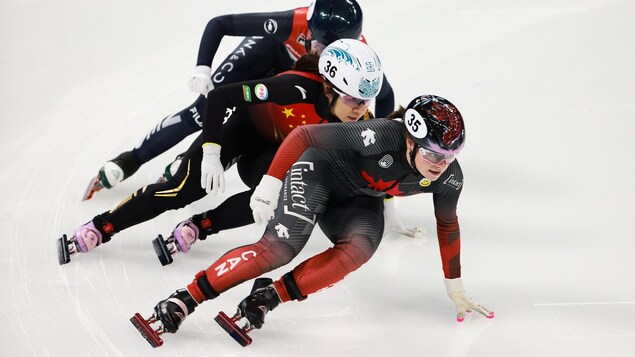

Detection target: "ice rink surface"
[1, 0, 634, 356]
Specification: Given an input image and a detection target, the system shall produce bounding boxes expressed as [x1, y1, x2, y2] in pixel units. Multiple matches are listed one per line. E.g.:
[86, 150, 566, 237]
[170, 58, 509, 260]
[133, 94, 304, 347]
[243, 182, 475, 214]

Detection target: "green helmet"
[307, 0, 363, 46]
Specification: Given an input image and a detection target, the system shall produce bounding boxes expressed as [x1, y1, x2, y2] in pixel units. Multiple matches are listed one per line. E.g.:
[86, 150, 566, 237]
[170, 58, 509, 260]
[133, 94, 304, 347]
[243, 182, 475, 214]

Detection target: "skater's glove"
[188, 65, 214, 95]
[200, 143, 225, 195]
[444, 278, 494, 322]
[383, 198, 423, 238]
[250, 175, 283, 225]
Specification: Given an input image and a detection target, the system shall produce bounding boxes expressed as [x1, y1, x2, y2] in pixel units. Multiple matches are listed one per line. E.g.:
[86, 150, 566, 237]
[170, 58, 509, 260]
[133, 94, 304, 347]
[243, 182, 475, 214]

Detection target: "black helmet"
[404, 95, 465, 155]
[307, 0, 363, 46]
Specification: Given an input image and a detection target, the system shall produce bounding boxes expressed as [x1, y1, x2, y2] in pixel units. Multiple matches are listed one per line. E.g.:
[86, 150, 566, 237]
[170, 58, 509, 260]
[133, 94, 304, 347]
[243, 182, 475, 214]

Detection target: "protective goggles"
[332, 87, 373, 107]
[309, 39, 326, 54]
[417, 145, 456, 164]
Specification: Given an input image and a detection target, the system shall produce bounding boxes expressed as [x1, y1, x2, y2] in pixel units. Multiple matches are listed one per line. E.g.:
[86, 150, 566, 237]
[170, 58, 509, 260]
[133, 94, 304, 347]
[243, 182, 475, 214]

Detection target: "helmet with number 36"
[404, 95, 466, 155]
[318, 39, 383, 100]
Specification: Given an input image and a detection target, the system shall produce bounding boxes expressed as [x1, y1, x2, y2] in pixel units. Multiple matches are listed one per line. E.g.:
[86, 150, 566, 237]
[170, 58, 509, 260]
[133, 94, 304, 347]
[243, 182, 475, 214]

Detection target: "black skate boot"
[153, 212, 214, 266]
[215, 278, 279, 347]
[156, 153, 184, 183]
[130, 289, 198, 348]
[83, 151, 140, 200]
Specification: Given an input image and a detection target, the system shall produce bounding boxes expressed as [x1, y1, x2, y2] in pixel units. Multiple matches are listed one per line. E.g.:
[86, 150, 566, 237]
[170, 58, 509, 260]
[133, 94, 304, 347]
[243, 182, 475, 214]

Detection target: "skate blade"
[130, 313, 163, 348]
[82, 175, 103, 201]
[57, 235, 71, 265]
[152, 235, 173, 266]
[215, 311, 252, 347]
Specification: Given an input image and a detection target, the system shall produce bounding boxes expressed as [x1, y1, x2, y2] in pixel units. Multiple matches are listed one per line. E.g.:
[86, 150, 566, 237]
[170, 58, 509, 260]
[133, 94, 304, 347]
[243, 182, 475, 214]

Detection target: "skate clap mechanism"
[130, 278, 276, 348]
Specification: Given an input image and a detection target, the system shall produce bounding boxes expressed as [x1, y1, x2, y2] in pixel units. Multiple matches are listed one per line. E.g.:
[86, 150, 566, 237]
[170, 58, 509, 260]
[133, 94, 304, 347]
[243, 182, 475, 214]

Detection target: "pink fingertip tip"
[487, 312, 495, 319]
[457, 317, 465, 322]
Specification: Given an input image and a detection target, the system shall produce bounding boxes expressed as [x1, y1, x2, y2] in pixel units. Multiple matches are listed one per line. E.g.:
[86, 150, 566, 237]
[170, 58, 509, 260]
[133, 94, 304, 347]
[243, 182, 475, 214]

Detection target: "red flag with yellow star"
[248, 102, 325, 144]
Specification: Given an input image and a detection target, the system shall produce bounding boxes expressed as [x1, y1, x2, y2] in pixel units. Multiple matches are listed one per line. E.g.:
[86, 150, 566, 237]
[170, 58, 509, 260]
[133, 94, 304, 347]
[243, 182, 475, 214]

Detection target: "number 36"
[323, 60, 337, 78]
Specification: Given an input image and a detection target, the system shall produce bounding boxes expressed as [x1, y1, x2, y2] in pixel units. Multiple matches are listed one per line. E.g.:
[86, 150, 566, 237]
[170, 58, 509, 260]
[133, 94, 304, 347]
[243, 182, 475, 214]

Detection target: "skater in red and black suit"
[58, 39, 385, 264]
[136, 94, 493, 346]
[88, 0, 396, 196]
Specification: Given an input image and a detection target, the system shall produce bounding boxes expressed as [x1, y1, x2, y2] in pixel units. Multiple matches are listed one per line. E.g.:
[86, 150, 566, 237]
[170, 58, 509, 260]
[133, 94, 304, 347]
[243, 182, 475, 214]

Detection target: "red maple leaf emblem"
[361, 171, 404, 196]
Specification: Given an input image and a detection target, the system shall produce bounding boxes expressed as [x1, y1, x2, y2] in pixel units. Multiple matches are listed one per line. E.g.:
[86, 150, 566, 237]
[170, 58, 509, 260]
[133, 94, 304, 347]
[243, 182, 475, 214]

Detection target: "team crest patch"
[255, 83, 268, 100]
[419, 178, 431, 187]
[379, 155, 393, 168]
[242, 85, 252, 102]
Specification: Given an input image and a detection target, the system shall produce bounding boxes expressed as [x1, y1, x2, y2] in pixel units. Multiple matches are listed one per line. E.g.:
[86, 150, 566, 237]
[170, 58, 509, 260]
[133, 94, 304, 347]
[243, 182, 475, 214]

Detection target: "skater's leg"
[273, 195, 385, 302]
[130, 95, 207, 165]
[185, 153, 333, 303]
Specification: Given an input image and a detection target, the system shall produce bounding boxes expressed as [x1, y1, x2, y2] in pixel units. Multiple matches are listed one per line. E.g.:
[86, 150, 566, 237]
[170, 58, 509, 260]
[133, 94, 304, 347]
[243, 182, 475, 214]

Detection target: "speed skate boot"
[215, 278, 279, 347]
[130, 289, 198, 348]
[83, 151, 140, 200]
[57, 220, 111, 265]
[152, 212, 214, 266]
[156, 153, 184, 183]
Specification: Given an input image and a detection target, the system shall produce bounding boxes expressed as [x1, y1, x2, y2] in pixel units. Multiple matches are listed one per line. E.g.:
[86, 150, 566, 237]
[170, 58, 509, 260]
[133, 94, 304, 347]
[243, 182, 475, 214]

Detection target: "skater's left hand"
[201, 143, 225, 195]
[444, 278, 494, 322]
[383, 198, 423, 238]
[188, 65, 214, 95]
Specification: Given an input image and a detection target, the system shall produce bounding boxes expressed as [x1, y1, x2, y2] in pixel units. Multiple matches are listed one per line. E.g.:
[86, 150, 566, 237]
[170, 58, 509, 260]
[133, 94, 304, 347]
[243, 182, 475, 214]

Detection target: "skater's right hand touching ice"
[250, 175, 283, 225]
[201, 143, 225, 195]
[444, 278, 494, 322]
[188, 65, 214, 95]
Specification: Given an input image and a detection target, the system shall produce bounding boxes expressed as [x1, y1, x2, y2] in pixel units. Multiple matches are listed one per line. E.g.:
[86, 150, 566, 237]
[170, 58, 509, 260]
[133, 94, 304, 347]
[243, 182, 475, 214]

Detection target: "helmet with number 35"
[318, 38, 383, 100]
[404, 95, 466, 155]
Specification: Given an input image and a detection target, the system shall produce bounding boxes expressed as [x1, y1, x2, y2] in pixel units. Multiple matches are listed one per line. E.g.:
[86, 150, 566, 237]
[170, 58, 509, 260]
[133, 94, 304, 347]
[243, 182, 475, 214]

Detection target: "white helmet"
[318, 39, 383, 100]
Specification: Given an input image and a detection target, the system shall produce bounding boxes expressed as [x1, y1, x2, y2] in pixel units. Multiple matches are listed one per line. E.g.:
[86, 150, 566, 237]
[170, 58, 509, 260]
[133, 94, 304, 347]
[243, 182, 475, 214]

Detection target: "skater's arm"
[432, 165, 463, 279]
[374, 74, 395, 118]
[267, 120, 404, 180]
[195, 9, 298, 67]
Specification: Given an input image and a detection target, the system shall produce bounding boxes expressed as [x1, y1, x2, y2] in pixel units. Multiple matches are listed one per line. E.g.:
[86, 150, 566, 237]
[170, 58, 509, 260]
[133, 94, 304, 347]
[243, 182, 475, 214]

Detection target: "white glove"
[444, 278, 494, 322]
[250, 175, 283, 225]
[383, 198, 424, 238]
[188, 65, 214, 95]
[200, 143, 225, 195]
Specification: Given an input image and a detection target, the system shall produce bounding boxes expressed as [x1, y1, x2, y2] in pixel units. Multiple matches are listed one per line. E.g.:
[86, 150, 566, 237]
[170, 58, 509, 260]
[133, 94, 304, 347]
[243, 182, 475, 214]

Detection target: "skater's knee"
[336, 234, 378, 268]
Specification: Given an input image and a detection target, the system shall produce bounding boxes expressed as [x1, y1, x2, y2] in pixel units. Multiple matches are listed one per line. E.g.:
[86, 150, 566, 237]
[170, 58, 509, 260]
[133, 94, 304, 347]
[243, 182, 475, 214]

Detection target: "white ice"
[1, 0, 634, 356]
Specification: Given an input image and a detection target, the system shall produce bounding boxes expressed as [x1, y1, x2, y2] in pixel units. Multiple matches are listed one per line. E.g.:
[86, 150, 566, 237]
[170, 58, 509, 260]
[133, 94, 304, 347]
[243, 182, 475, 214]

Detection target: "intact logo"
[283, 161, 317, 226]
[379, 155, 393, 168]
[443, 174, 463, 190]
[361, 128, 376, 147]
[264, 19, 278, 34]
[255, 83, 268, 100]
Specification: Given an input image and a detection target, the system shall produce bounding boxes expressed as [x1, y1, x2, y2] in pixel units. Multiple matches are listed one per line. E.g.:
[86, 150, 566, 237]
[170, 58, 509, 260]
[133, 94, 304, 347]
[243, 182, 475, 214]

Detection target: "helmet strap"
[409, 144, 422, 176]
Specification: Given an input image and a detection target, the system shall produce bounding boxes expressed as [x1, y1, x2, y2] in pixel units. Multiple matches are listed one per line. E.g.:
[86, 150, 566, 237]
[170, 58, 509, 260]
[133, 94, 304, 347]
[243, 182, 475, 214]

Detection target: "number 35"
[407, 113, 421, 132]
